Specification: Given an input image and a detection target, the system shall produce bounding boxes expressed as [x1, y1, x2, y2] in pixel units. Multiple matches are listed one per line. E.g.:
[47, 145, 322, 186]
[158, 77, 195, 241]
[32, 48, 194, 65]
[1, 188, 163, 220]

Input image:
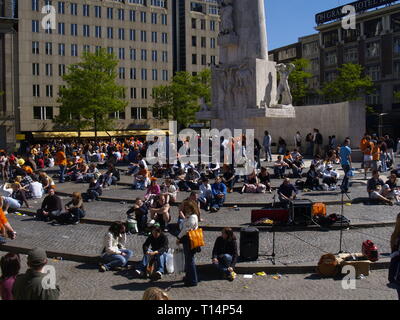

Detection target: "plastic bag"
[173, 247, 185, 274]
[165, 248, 174, 274]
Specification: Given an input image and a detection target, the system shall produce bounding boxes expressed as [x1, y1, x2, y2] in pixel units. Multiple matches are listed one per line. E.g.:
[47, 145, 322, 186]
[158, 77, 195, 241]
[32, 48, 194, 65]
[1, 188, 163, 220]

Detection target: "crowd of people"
[0, 131, 400, 299]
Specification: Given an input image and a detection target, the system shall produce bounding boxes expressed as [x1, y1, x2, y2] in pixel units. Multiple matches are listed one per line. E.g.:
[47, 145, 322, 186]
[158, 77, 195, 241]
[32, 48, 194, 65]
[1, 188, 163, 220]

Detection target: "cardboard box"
[336, 253, 371, 277]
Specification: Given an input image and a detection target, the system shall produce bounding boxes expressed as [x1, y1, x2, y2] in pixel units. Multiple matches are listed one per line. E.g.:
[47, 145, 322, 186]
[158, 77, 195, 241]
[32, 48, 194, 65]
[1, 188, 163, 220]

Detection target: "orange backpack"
[317, 253, 339, 277]
[312, 203, 327, 216]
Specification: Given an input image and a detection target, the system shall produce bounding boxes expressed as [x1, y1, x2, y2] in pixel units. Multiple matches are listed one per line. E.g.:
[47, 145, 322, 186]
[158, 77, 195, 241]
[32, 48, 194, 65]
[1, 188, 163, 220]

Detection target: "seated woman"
[135, 227, 169, 280]
[74, 162, 89, 183]
[257, 167, 272, 193]
[305, 164, 321, 190]
[321, 164, 340, 189]
[10, 183, 30, 210]
[38, 171, 55, 193]
[86, 177, 103, 201]
[84, 163, 100, 182]
[144, 178, 161, 205]
[102, 165, 120, 188]
[52, 192, 85, 225]
[211, 227, 238, 281]
[151, 161, 165, 179]
[149, 195, 171, 232]
[126, 198, 149, 233]
[160, 178, 178, 204]
[386, 174, 400, 204]
[99, 222, 133, 272]
[132, 163, 150, 190]
[241, 169, 266, 194]
[178, 168, 201, 192]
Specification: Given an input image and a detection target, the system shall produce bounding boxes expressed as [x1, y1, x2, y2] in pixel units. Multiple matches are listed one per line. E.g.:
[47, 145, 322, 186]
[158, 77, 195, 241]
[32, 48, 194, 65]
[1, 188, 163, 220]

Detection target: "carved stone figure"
[276, 63, 295, 106]
[218, 0, 235, 35]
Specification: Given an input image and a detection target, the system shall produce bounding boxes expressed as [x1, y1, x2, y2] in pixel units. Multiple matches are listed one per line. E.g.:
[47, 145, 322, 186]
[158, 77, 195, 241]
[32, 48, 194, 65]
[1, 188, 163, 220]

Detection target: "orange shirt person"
[55, 148, 67, 183]
[0, 206, 16, 242]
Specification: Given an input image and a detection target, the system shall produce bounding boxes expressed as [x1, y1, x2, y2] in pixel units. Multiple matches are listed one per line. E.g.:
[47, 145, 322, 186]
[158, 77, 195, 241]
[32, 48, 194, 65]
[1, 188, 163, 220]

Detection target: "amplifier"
[290, 199, 313, 226]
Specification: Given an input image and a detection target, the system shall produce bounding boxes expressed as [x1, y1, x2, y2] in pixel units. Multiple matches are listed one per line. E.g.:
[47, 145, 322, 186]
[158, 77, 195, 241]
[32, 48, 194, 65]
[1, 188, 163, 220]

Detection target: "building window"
[162, 70, 168, 81]
[342, 25, 360, 43]
[58, 1, 65, 14]
[192, 36, 197, 47]
[210, 38, 216, 49]
[391, 13, 400, 32]
[394, 38, 400, 56]
[71, 24, 78, 36]
[130, 68, 137, 79]
[278, 47, 298, 61]
[303, 41, 319, 57]
[118, 28, 125, 40]
[192, 18, 196, 29]
[364, 18, 383, 38]
[201, 55, 207, 65]
[141, 31, 147, 42]
[152, 69, 158, 81]
[210, 20, 216, 31]
[33, 85, 40, 97]
[325, 71, 337, 82]
[393, 61, 400, 78]
[32, 41, 39, 54]
[109, 111, 126, 120]
[152, 50, 158, 62]
[162, 51, 168, 63]
[32, 63, 40, 76]
[46, 85, 53, 97]
[366, 65, 381, 81]
[83, 4, 90, 17]
[141, 49, 147, 61]
[34, 106, 53, 120]
[107, 47, 114, 54]
[344, 47, 358, 63]
[192, 54, 197, 65]
[141, 88, 148, 99]
[130, 49, 137, 61]
[366, 41, 380, 59]
[130, 29, 136, 41]
[107, 27, 114, 39]
[162, 33, 168, 44]
[118, 9, 125, 21]
[32, 20, 39, 33]
[141, 69, 147, 81]
[210, 55, 216, 65]
[45, 42, 53, 55]
[201, 37, 206, 48]
[95, 6, 101, 18]
[95, 26, 102, 38]
[59, 64, 66, 76]
[119, 48, 125, 60]
[161, 14, 167, 25]
[130, 88, 137, 99]
[366, 87, 381, 106]
[323, 30, 339, 48]
[152, 32, 158, 43]
[131, 107, 148, 120]
[209, 5, 219, 15]
[58, 22, 65, 35]
[191, 3, 203, 13]
[151, 13, 157, 24]
[119, 68, 126, 79]
[140, 12, 146, 23]
[71, 44, 78, 56]
[201, 19, 206, 30]
[130, 10, 136, 22]
[107, 8, 113, 19]
[70, 3, 78, 15]
[45, 64, 53, 76]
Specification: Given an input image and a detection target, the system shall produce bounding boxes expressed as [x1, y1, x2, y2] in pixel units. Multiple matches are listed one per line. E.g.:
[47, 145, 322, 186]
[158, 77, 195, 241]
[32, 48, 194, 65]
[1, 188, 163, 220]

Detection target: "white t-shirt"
[30, 181, 44, 199]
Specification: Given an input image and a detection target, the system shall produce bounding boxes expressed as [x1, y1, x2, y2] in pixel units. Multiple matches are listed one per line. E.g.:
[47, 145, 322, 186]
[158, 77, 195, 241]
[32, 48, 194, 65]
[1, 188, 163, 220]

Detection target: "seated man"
[291, 155, 305, 178]
[199, 179, 213, 211]
[274, 156, 289, 179]
[126, 198, 149, 233]
[206, 162, 220, 179]
[178, 168, 201, 191]
[36, 187, 63, 221]
[278, 178, 298, 207]
[221, 165, 238, 193]
[367, 170, 393, 205]
[211, 177, 227, 212]
[321, 164, 340, 190]
[135, 227, 169, 280]
[149, 195, 171, 232]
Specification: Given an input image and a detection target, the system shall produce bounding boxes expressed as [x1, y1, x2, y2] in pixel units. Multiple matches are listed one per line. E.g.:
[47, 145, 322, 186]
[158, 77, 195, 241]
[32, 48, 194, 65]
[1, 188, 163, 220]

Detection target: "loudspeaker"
[240, 227, 259, 261]
[291, 199, 313, 225]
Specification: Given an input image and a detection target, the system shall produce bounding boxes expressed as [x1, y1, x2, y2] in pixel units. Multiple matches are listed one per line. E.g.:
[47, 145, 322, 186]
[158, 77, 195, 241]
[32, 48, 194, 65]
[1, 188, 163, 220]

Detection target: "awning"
[31, 130, 169, 139]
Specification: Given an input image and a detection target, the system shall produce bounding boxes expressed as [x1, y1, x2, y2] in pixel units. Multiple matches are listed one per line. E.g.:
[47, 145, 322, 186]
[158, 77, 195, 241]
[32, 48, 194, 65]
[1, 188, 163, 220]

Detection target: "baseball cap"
[27, 248, 47, 266]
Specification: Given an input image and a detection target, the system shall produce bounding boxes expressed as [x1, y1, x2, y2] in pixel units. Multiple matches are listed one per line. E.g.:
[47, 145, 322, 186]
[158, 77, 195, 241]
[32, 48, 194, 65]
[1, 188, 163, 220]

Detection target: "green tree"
[151, 69, 211, 129]
[288, 58, 312, 106]
[56, 49, 127, 139]
[320, 63, 374, 103]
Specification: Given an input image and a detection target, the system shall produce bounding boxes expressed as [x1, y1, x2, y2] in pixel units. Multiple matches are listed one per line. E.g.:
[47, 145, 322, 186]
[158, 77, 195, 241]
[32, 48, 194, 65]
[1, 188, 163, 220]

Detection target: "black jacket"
[143, 233, 169, 255]
[212, 236, 238, 267]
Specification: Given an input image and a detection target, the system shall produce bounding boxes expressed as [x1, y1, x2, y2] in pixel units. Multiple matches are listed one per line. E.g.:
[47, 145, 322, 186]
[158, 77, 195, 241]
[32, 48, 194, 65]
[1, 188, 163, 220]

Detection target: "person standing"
[12, 248, 60, 300]
[385, 135, 395, 164]
[0, 204, 17, 244]
[313, 129, 323, 157]
[55, 147, 67, 183]
[339, 139, 352, 193]
[176, 201, 200, 287]
[263, 131, 272, 162]
[294, 131, 302, 153]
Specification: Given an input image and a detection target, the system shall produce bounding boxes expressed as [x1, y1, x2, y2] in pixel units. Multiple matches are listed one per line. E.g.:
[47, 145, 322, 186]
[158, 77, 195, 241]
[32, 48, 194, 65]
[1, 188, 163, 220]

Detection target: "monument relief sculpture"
[218, 0, 235, 34]
[276, 63, 295, 106]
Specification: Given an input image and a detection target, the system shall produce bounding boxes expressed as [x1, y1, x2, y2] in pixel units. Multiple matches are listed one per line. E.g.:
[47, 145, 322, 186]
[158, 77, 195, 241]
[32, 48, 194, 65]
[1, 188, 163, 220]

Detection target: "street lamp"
[378, 113, 388, 137]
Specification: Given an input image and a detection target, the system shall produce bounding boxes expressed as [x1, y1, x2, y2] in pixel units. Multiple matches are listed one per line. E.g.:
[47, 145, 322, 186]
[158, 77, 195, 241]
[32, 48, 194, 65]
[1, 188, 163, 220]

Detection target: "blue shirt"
[211, 182, 227, 197]
[339, 146, 352, 166]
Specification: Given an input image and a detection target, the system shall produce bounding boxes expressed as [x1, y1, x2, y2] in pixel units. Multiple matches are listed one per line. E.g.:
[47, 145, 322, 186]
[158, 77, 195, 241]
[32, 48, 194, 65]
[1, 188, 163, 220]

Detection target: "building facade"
[269, 2, 400, 137]
[1, 0, 220, 146]
[0, 0, 18, 150]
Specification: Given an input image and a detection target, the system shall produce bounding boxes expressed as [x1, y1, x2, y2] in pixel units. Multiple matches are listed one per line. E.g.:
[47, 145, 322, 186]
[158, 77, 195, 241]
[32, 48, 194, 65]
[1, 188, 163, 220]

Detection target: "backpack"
[362, 240, 379, 262]
[317, 253, 339, 277]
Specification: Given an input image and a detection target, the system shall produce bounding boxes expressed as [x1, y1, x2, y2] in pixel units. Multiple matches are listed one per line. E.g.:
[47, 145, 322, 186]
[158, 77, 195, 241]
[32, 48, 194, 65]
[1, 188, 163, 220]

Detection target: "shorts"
[363, 155, 372, 167]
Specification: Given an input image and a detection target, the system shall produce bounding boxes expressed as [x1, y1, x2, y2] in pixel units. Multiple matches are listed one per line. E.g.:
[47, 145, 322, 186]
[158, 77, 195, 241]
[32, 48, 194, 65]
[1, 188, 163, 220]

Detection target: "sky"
[265, 0, 349, 50]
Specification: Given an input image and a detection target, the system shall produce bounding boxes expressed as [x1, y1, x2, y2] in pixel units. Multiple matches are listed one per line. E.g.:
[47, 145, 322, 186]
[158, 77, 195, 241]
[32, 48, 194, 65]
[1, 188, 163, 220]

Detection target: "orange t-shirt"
[0, 208, 8, 227]
[372, 145, 380, 161]
[55, 151, 67, 166]
[363, 142, 374, 156]
[360, 138, 368, 152]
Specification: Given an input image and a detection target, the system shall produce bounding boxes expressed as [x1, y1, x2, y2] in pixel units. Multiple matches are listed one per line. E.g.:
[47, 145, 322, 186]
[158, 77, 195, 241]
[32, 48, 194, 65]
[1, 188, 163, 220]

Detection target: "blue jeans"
[211, 195, 225, 209]
[182, 237, 198, 286]
[274, 167, 285, 177]
[138, 251, 167, 274]
[380, 154, 387, 172]
[214, 254, 233, 276]
[341, 164, 351, 192]
[59, 165, 66, 183]
[264, 146, 272, 161]
[101, 249, 133, 270]
[2, 197, 21, 209]
[132, 180, 146, 190]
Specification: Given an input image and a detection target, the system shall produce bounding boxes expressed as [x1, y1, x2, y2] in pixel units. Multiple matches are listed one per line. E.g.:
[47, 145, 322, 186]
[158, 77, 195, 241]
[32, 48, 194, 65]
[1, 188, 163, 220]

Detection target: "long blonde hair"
[391, 213, 400, 253]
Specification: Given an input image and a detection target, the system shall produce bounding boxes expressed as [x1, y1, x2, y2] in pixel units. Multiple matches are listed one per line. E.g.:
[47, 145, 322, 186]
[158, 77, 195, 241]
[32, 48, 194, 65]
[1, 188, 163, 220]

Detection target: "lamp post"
[378, 113, 388, 137]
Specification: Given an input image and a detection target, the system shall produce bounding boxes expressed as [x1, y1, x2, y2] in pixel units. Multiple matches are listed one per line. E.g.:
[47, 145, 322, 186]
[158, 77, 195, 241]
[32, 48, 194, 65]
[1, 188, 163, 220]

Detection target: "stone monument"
[197, 0, 365, 146]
